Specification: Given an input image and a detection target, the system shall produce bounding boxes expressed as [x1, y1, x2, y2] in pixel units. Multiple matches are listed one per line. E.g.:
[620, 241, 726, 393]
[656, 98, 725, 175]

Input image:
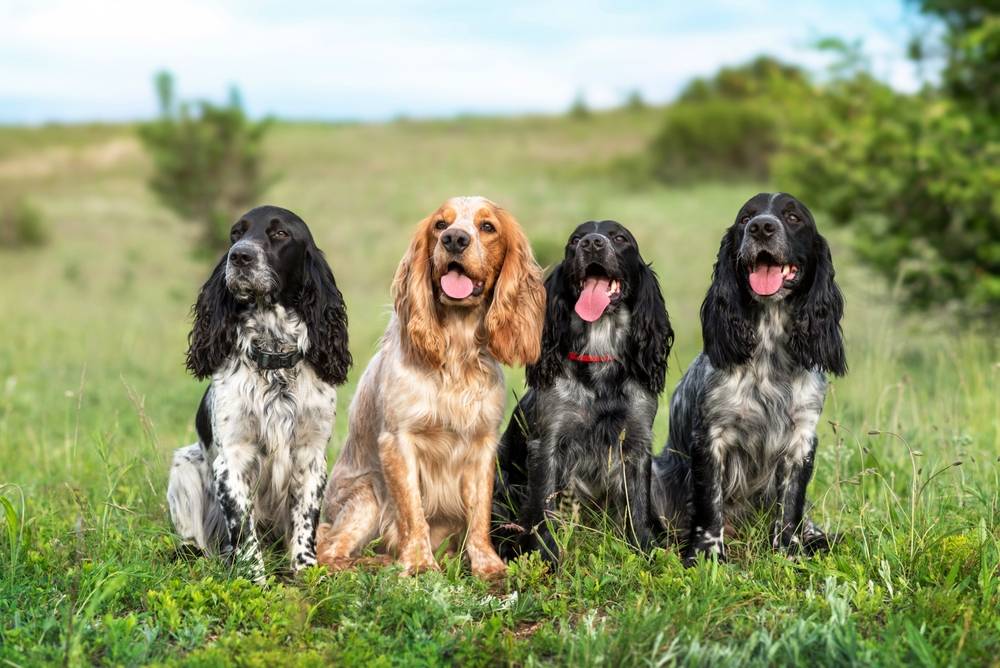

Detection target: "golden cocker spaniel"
[318, 196, 544, 577]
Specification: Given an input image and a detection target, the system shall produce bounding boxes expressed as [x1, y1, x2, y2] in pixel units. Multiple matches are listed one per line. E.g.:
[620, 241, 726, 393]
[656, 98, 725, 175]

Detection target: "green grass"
[0, 109, 997, 666]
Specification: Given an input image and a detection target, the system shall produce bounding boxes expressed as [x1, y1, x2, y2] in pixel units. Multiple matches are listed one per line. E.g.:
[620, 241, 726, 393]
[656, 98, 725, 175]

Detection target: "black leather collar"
[250, 344, 303, 371]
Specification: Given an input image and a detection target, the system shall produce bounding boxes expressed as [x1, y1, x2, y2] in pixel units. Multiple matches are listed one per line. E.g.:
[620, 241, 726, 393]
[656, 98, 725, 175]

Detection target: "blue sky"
[0, 0, 928, 124]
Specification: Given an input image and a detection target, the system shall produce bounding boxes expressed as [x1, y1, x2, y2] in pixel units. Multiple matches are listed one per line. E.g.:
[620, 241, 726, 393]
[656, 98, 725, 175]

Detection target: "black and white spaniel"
[652, 192, 845, 565]
[493, 220, 673, 565]
[167, 205, 351, 582]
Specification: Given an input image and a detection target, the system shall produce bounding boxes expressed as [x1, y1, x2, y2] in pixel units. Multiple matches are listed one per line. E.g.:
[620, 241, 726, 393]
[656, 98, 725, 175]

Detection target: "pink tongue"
[441, 269, 474, 299]
[748, 265, 784, 296]
[575, 277, 611, 322]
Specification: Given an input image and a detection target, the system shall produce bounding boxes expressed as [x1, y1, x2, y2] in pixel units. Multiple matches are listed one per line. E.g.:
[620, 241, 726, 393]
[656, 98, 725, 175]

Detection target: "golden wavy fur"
[318, 196, 544, 577]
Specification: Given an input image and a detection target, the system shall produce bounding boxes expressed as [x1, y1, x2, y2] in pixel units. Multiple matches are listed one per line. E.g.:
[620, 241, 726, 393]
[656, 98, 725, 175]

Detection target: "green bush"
[0, 198, 47, 248]
[648, 56, 814, 182]
[649, 99, 777, 181]
[644, 8, 999, 317]
[138, 71, 273, 252]
[775, 4, 1000, 316]
[677, 55, 812, 103]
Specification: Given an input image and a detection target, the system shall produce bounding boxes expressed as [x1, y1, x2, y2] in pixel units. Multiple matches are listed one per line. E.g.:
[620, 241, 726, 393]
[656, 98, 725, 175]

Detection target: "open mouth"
[575, 263, 624, 322]
[440, 262, 485, 300]
[747, 251, 798, 297]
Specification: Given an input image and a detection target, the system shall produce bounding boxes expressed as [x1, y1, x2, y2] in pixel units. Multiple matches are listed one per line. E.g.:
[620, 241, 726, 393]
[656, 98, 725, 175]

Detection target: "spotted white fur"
[167, 304, 335, 582]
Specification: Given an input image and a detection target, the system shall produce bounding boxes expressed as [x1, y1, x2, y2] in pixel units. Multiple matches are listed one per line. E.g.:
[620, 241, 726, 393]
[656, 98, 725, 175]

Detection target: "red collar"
[568, 351, 616, 363]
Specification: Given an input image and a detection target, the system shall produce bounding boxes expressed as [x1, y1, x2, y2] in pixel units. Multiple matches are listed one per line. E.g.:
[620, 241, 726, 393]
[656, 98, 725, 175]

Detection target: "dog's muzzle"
[739, 214, 788, 264]
[225, 240, 274, 301]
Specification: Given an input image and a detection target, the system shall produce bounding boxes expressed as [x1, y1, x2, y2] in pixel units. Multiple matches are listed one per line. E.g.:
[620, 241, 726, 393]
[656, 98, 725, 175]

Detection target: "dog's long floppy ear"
[486, 209, 546, 366]
[789, 233, 847, 376]
[186, 254, 241, 379]
[625, 263, 674, 394]
[701, 227, 755, 369]
[392, 216, 445, 367]
[300, 242, 352, 385]
[525, 262, 571, 389]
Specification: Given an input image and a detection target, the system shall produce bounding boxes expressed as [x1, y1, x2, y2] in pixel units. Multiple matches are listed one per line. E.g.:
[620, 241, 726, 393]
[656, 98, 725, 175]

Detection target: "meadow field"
[0, 110, 997, 666]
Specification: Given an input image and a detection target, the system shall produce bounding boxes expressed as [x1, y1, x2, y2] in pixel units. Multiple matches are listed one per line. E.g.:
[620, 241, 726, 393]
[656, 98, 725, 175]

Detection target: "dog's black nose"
[229, 248, 255, 268]
[579, 234, 607, 252]
[441, 229, 471, 254]
[748, 218, 777, 240]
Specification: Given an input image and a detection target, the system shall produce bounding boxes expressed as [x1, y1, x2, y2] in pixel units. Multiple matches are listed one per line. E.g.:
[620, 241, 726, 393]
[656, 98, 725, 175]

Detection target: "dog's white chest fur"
[209, 305, 336, 524]
[705, 304, 826, 515]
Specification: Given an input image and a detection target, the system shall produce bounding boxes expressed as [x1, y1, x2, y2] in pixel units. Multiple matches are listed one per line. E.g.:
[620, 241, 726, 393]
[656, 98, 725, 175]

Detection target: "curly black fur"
[299, 245, 352, 385]
[700, 196, 845, 375]
[186, 256, 241, 379]
[494, 220, 673, 565]
[652, 193, 845, 566]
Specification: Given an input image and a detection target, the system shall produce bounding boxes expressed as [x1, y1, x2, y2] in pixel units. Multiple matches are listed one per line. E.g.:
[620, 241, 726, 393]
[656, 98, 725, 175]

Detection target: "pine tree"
[138, 71, 273, 251]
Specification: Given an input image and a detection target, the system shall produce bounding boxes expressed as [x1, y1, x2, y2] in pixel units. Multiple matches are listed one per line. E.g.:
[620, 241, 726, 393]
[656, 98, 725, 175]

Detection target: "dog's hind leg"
[649, 447, 692, 546]
[167, 443, 227, 554]
[316, 475, 381, 571]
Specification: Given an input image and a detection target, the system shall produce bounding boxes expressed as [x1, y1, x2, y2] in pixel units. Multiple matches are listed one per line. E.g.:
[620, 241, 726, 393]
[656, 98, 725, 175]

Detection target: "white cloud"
[0, 0, 925, 123]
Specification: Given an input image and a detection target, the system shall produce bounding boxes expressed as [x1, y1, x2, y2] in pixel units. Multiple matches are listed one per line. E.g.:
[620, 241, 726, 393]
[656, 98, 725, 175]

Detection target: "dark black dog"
[493, 220, 673, 565]
[167, 205, 351, 582]
[652, 193, 845, 565]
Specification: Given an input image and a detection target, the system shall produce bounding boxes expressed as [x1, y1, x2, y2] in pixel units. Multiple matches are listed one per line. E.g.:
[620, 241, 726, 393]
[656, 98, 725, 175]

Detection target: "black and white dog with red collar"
[167, 206, 351, 582]
[493, 220, 673, 565]
[652, 193, 845, 565]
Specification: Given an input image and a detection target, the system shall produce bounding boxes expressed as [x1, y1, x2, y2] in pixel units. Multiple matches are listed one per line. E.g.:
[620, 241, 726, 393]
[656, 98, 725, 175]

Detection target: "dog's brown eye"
[787, 213, 800, 223]
[271, 230, 288, 240]
[480, 221, 495, 233]
[434, 220, 448, 230]
[571, 236, 581, 245]
[741, 215, 751, 225]
[615, 234, 627, 243]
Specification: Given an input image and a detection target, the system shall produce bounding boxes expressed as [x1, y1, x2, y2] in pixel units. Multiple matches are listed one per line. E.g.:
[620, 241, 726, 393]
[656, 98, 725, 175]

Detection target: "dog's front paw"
[683, 527, 727, 567]
[772, 520, 831, 557]
[319, 555, 357, 572]
[400, 557, 440, 576]
[628, 526, 656, 553]
[469, 551, 507, 580]
[773, 534, 803, 559]
[467, 538, 507, 579]
[291, 551, 317, 574]
[229, 543, 267, 584]
[398, 543, 440, 576]
[801, 521, 833, 555]
[524, 526, 560, 567]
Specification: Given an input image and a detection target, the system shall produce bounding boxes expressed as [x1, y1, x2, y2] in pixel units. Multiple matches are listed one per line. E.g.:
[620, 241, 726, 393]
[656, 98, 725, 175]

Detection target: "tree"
[138, 71, 273, 251]
[624, 90, 647, 111]
[775, 3, 999, 316]
[568, 92, 591, 119]
[648, 56, 814, 181]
